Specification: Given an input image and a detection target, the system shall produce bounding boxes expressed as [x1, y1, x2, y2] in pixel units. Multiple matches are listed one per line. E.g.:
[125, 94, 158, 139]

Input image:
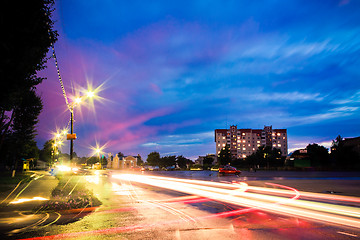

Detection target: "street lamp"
[90, 143, 107, 169]
[67, 90, 95, 164]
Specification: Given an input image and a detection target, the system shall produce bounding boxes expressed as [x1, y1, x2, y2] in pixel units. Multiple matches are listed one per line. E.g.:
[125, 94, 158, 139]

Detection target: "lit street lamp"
[67, 91, 95, 164]
[90, 143, 107, 169]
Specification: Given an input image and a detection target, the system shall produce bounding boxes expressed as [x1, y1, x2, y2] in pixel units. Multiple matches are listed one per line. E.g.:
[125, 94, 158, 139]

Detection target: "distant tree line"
[217, 145, 284, 169]
[146, 151, 193, 169]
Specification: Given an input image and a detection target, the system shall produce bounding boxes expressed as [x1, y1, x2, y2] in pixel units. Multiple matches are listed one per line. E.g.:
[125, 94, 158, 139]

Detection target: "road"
[2, 170, 360, 239]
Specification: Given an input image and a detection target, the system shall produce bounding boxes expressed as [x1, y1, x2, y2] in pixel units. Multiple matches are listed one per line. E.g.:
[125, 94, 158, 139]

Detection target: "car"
[219, 165, 241, 176]
[130, 166, 145, 171]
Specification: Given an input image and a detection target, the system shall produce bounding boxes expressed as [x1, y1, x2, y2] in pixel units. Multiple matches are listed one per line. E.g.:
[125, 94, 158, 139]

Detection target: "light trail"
[10, 197, 48, 204]
[15, 174, 360, 240]
[111, 174, 360, 229]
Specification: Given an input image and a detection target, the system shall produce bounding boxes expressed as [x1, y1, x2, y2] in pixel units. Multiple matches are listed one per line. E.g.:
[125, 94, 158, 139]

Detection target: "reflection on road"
[113, 173, 360, 229]
[14, 172, 360, 240]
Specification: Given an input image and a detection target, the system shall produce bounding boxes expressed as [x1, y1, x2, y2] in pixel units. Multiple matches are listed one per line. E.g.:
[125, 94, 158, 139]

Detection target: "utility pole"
[70, 109, 74, 163]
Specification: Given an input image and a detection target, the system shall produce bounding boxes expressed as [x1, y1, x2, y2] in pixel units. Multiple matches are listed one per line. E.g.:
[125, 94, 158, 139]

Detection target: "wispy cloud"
[36, 0, 360, 158]
[251, 91, 324, 102]
[288, 106, 359, 125]
[331, 91, 360, 105]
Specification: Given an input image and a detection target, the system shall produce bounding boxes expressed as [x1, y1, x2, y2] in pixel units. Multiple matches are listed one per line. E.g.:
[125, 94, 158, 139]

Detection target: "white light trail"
[111, 174, 360, 229]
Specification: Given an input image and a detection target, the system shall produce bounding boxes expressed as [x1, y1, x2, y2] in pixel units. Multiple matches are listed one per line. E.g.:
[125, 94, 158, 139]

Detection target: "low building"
[107, 153, 139, 169]
[289, 149, 311, 168]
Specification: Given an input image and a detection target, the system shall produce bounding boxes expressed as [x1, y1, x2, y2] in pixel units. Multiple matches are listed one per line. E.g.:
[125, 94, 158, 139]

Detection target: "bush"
[34, 176, 101, 212]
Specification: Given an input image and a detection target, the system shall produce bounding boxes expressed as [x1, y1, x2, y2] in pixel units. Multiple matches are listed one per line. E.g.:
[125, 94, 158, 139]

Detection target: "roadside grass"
[34, 174, 102, 212]
[0, 171, 33, 193]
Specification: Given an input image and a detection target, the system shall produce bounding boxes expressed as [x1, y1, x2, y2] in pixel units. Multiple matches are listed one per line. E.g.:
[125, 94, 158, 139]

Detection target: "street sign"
[67, 133, 77, 140]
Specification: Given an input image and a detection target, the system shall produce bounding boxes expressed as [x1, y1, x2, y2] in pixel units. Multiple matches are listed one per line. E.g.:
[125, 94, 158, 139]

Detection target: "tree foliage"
[306, 143, 329, 167]
[146, 151, 161, 166]
[176, 155, 190, 169]
[218, 144, 231, 165]
[202, 156, 214, 169]
[245, 146, 283, 169]
[39, 139, 55, 164]
[330, 135, 360, 169]
[136, 154, 143, 166]
[160, 155, 176, 168]
[0, 0, 57, 169]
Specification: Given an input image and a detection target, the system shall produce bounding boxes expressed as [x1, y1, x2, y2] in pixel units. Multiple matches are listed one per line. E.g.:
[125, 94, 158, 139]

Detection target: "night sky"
[36, 0, 360, 159]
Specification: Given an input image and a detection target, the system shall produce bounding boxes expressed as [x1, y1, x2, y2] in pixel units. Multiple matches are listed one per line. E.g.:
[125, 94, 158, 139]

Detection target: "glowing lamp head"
[74, 97, 82, 105]
[86, 91, 95, 98]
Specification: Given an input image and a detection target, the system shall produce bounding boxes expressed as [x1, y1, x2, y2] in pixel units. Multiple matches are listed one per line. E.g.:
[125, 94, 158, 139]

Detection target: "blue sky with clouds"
[36, 0, 360, 159]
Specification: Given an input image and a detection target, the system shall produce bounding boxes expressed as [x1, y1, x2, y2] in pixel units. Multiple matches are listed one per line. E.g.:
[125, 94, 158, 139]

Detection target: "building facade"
[215, 125, 288, 159]
[107, 153, 139, 169]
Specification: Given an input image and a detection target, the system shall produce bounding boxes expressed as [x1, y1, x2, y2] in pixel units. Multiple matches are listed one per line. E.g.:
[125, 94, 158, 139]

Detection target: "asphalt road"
[1, 170, 360, 240]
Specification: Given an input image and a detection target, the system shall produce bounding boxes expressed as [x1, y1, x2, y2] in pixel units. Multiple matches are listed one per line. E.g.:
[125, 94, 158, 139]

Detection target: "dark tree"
[39, 139, 55, 165]
[147, 151, 161, 166]
[306, 143, 329, 168]
[117, 152, 125, 158]
[87, 156, 99, 165]
[0, 0, 57, 169]
[136, 154, 144, 166]
[245, 146, 284, 169]
[203, 156, 214, 169]
[218, 144, 231, 165]
[10, 90, 43, 169]
[176, 155, 190, 169]
[331, 135, 360, 169]
[160, 155, 176, 168]
[101, 156, 107, 167]
[246, 153, 260, 169]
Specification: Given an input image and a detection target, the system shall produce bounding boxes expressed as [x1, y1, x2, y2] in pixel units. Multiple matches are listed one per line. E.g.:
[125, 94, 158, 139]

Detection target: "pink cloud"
[339, 0, 350, 6]
[149, 83, 163, 95]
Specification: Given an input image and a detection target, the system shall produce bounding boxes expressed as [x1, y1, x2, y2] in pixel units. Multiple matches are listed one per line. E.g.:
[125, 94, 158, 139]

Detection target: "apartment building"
[215, 125, 288, 159]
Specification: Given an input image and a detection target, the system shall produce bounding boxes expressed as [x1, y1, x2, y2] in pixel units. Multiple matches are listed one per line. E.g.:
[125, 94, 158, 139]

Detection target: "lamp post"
[67, 91, 94, 164]
[70, 108, 74, 163]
